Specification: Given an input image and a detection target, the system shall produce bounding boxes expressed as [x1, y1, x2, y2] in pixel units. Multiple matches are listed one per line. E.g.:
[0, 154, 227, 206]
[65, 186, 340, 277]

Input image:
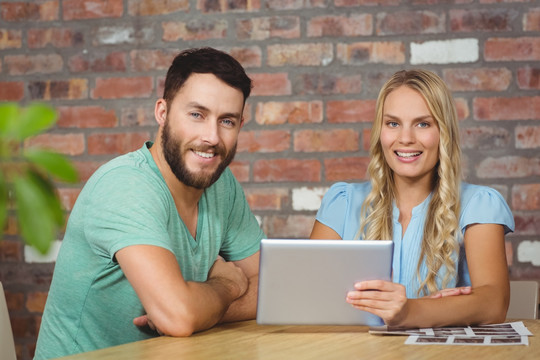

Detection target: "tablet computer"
[256, 239, 393, 326]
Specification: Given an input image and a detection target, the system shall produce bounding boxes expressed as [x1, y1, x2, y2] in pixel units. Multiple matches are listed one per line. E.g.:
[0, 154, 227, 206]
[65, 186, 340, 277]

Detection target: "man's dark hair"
[163, 47, 252, 105]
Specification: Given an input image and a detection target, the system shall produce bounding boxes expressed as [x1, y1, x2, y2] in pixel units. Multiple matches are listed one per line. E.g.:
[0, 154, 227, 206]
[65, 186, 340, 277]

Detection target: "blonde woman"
[310, 70, 514, 328]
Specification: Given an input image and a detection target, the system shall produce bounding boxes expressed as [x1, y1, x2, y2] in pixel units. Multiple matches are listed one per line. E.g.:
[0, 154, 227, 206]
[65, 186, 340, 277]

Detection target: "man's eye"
[221, 119, 235, 127]
[190, 112, 202, 119]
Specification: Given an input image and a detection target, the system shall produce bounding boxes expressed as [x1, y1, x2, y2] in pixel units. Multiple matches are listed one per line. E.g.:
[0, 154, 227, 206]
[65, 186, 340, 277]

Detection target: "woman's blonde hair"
[358, 69, 462, 296]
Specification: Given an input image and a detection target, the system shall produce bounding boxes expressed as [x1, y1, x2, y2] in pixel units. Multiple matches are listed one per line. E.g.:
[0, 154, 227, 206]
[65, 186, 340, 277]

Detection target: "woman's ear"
[154, 99, 167, 126]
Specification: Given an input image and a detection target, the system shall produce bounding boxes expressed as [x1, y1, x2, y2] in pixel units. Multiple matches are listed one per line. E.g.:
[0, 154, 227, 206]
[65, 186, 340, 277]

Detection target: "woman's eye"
[387, 121, 398, 127]
[417, 122, 429, 128]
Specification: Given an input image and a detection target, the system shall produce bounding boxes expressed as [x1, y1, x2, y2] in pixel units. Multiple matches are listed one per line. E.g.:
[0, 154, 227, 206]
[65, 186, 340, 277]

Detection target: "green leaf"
[27, 170, 65, 227]
[0, 102, 18, 136]
[13, 103, 57, 140]
[13, 171, 64, 254]
[0, 172, 7, 235]
[24, 149, 79, 183]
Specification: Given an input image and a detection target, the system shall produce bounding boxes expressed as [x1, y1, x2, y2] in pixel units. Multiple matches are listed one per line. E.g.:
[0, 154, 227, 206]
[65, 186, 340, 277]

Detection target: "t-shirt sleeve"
[219, 170, 265, 262]
[460, 186, 515, 235]
[84, 166, 174, 261]
[315, 182, 350, 238]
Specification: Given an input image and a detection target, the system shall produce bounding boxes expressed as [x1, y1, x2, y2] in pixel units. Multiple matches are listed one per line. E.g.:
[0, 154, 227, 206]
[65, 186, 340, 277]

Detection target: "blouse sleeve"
[315, 182, 350, 238]
[460, 185, 515, 235]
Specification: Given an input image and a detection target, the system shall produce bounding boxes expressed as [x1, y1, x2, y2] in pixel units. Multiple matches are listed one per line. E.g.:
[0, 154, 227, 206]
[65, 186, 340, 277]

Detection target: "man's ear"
[154, 99, 167, 126]
[240, 117, 245, 129]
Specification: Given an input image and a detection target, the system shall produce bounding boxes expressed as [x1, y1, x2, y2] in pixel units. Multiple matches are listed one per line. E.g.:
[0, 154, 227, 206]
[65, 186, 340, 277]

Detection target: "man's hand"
[207, 257, 249, 300]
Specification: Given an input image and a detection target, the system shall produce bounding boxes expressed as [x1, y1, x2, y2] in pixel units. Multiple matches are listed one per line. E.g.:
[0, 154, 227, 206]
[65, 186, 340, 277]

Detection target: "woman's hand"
[346, 280, 409, 326]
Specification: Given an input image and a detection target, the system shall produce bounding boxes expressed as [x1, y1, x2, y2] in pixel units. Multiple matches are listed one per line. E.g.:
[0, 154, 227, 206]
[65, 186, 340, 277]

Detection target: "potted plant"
[0, 102, 78, 254]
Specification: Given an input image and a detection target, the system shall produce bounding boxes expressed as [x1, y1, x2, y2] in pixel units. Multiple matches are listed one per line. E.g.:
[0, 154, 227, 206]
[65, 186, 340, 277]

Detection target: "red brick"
[28, 28, 83, 48]
[57, 106, 118, 128]
[262, 215, 314, 238]
[512, 184, 540, 211]
[455, 98, 470, 121]
[4, 291, 24, 311]
[236, 16, 300, 40]
[307, 14, 372, 37]
[26, 292, 48, 313]
[255, 101, 323, 125]
[294, 129, 359, 152]
[249, 73, 291, 96]
[87, 132, 149, 155]
[0, 240, 22, 262]
[3, 216, 18, 236]
[57, 187, 81, 211]
[335, 0, 399, 6]
[514, 213, 540, 236]
[25, 133, 85, 156]
[229, 161, 250, 182]
[10, 315, 38, 337]
[68, 52, 127, 73]
[0, 29, 22, 49]
[324, 157, 370, 181]
[73, 160, 105, 182]
[238, 130, 290, 153]
[326, 99, 376, 123]
[0, 81, 24, 101]
[443, 68, 511, 91]
[28, 79, 88, 100]
[197, 0, 261, 12]
[162, 19, 228, 42]
[267, 43, 333, 67]
[484, 37, 540, 61]
[128, 0, 189, 16]
[474, 96, 540, 121]
[337, 41, 405, 65]
[413, 0, 473, 3]
[63, 0, 123, 20]
[517, 66, 540, 90]
[450, 9, 518, 32]
[295, 73, 362, 95]
[376, 11, 445, 35]
[524, 7, 540, 31]
[91, 77, 153, 99]
[0, 1, 59, 21]
[244, 187, 289, 211]
[476, 156, 540, 178]
[130, 49, 177, 72]
[516, 125, 540, 149]
[121, 107, 156, 127]
[5, 54, 63, 75]
[362, 128, 371, 151]
[267, 0, 327, 9]
[460, 126, 510, 149]
[253, 159, 321, 182]
[228, 46, 262, 68]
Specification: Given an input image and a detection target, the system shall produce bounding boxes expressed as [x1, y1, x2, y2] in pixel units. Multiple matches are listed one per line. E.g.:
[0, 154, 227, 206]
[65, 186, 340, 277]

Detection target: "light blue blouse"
[316, 182, 515, 299]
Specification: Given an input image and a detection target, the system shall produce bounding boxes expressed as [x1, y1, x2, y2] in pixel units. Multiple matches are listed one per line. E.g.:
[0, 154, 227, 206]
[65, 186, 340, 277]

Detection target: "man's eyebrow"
[186, 101, 241, 119]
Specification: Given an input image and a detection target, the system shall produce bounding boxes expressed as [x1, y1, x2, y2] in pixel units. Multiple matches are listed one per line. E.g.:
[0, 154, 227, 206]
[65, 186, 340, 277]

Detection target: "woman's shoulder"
[327, 181, 372, 197]
[460, 182, 507, 206]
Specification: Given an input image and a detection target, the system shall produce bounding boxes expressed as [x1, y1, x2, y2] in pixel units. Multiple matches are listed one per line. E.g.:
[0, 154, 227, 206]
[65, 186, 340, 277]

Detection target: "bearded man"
[35, 48, 264, 359]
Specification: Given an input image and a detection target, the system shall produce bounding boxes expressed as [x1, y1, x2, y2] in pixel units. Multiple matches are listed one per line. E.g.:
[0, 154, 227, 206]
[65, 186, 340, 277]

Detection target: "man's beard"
[161, 118, 237, 189]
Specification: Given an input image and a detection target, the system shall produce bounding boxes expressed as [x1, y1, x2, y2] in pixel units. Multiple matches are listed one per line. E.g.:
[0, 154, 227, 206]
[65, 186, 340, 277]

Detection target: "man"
[34, 48, 265, 359]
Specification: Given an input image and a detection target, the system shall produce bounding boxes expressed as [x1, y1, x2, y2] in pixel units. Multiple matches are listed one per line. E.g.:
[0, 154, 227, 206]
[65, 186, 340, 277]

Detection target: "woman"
[310, 69, 514, 328]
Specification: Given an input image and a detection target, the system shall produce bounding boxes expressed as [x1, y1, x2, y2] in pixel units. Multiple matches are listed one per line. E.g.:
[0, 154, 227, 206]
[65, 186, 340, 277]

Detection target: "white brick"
[292, 186, 329, 211]
[517, 240, 540, 266]
[24, 240, 62, 263]
[410, 38, 479, 65]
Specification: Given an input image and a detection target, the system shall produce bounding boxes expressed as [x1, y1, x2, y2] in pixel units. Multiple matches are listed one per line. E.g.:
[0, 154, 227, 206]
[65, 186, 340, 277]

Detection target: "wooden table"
[60, 319, 539, 360]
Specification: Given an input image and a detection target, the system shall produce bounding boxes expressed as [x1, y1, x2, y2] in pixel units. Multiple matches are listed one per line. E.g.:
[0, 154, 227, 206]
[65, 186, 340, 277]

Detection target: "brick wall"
[0, 0, 539, 358]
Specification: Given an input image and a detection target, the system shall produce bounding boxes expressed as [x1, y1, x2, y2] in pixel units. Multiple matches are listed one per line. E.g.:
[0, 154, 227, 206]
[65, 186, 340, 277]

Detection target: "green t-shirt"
[34, 142, 264, 359]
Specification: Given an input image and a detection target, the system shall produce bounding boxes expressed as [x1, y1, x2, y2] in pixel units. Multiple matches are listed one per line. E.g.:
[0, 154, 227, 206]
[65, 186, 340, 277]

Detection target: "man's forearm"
[220, 274, 258, 323]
